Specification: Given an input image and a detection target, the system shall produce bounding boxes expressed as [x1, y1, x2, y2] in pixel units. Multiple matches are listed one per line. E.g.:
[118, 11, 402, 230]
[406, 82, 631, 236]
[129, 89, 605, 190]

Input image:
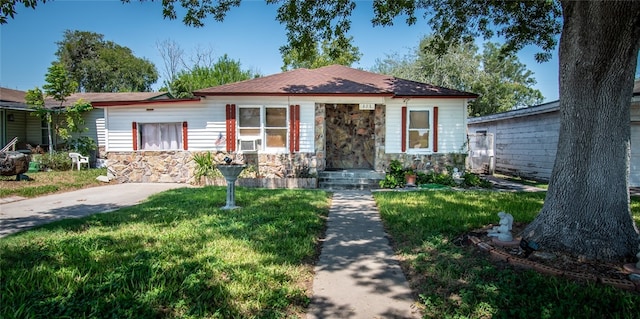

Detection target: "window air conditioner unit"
[239, 139, 258, 151]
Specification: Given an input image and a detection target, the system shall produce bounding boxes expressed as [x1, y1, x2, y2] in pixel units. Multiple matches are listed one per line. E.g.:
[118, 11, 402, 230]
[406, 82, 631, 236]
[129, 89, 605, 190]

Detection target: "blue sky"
[1, 0, 561, 102]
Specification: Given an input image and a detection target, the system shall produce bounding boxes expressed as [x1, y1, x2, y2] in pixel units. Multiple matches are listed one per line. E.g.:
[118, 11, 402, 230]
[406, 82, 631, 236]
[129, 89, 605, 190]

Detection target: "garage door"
[631, 123, 640, 187]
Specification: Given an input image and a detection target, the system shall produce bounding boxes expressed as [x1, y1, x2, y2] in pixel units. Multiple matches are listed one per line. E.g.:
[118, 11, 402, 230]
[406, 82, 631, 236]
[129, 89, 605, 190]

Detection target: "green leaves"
[55, 30, 158, 92]
[373, 34, 544, 116]
[167, 54, 257, 98]
[43, 63, 77, 104]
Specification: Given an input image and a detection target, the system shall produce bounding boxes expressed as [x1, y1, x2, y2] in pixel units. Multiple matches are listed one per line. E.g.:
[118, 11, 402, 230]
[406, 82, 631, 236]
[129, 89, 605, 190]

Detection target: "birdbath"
[217, 164, 246, 210]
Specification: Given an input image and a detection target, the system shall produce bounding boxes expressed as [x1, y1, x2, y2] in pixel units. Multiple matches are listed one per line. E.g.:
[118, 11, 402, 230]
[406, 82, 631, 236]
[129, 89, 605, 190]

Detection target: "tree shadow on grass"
[0, 186, 331, 318]
[375, 191, 640, 319]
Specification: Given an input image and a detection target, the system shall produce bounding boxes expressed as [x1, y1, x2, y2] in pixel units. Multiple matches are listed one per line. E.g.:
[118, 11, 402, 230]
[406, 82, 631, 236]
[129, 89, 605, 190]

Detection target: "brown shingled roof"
[45, 92, 174, 107]
[193, 64, 478, 98]
[0, 87, 27, 103]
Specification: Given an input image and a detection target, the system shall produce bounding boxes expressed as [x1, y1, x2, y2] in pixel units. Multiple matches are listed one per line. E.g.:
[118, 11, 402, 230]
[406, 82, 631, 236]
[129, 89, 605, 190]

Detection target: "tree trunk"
[523, 1, 640, 261]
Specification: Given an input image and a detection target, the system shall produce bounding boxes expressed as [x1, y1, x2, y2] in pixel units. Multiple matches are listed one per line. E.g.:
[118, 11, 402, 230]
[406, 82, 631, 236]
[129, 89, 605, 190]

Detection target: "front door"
[325, 104, 375, 169]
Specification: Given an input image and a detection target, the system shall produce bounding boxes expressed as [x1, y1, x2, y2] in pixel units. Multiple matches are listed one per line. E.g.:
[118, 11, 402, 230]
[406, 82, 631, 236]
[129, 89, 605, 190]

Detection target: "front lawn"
[0, 187, 331, 318]
[374, 190, 640, 318]
[0, 168, 107, 198]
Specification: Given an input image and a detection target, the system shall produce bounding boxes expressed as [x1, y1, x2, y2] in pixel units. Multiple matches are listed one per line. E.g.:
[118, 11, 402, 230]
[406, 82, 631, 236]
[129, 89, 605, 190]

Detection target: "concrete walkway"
[0, 183, 187, 238]
[307, 190, 421, 319]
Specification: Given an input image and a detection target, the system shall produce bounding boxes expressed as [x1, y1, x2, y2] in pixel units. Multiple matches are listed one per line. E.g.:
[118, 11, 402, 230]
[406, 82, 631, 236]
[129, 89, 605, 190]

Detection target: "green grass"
[374, 190, 640, 319]
[0, 187, 331, 319]
[0, 168, 107, 198]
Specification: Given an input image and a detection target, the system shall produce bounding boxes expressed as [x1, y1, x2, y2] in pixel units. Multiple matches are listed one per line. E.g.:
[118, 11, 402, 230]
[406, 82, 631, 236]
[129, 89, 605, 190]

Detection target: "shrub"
[379, 160, 407, 188]
[33, 152, 72, 171]
[462, 171, 493, 188]
[192, 152, 221, 181]
[379, 160, 492, 189]
[67, 136, 97, 156]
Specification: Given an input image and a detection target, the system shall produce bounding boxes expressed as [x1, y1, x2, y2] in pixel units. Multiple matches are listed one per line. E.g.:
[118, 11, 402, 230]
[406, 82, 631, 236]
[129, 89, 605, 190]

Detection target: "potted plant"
[404, 166, 417, 186]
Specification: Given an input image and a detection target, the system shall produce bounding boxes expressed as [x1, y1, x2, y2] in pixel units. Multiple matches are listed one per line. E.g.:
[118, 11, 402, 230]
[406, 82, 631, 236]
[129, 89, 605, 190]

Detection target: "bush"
[379, 160, 493, 189]
[192, 152, 221, 181]
[379, 160, 407, 188]
[461, 171, 493, 188]
[32, 152, 72, 171]
[67, 136, 97, 156]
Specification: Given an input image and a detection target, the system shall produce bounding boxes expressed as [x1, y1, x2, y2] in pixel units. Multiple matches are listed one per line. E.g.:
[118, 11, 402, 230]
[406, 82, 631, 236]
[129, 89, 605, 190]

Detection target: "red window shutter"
[433, 106, 438, 153]
[401, 106, 407, 152]
[132, 122, 138, 151]
[289, 105, 295, 153]
[295, 105, 300, 152]
[289, 104, 300, 153]
[226, 104, 236, 152]
[182, 121, 188, 150]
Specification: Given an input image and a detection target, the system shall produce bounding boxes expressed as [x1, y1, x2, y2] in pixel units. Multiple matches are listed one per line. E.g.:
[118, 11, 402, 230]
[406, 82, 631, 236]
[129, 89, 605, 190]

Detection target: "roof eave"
[194, 92, 395, 97]
[393, 94, 479, 99]
[92, 98, 200, 107]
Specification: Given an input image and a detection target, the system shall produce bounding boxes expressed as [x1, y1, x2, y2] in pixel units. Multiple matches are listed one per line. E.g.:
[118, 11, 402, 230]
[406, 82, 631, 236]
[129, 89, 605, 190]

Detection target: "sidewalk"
[307, 190, 421, 319]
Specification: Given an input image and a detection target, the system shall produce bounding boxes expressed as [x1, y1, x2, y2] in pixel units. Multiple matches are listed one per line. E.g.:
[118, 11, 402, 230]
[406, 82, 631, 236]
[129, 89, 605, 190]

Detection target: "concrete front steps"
[318, 169, 386, 190]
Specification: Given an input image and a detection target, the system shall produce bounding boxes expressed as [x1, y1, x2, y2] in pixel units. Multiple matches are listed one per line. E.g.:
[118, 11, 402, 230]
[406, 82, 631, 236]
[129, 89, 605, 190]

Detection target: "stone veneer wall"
[374, 104, 386, 171]
[314, 103, 326, 171]
[107, 151, 318, 184]
[242, 152, 318, 178]
[107, 151, 195, 183]
[378, 153, 468, 175]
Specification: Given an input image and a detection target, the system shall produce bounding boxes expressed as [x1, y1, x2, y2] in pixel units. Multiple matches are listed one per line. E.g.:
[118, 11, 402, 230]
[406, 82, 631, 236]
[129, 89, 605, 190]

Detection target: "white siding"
[291, 101, 315, 152]
[384, 99, 468, 154]
[438, 103, 468, 153]
[105, 101, 213, 152]
[468, 110, 559, 181]
[385, 102, 403, 153]
[70, 108, 104, 147]
[96, 117, 105, 147]
[104, 97, 317, 153]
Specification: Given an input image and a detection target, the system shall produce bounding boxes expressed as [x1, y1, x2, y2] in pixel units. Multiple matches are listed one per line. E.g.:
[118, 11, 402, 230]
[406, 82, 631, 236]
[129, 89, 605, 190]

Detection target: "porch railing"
[0, 137, 19, 153]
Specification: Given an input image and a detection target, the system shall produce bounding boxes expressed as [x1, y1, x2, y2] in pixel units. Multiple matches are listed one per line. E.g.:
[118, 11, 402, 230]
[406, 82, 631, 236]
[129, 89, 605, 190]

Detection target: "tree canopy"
[373, 36, 543, 116]
[55, 30, 158, 92]
[165, 54, 259, 98]
[281, 37, 362, 71]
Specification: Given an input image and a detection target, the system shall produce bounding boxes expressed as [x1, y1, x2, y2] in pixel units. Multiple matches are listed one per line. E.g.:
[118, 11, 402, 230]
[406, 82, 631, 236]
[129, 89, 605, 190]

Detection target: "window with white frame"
[408, 109, 431, 151]
[139, 123, 183, 150]
[238, 105, 288, 151]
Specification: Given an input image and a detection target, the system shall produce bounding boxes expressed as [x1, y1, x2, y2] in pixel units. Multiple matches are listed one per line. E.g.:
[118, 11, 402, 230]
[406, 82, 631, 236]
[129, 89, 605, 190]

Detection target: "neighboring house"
[0, 88, 40, 150]
[0, 87, 172, 159]
[98, 65, 477, 183]
[467, 79, 640, 187]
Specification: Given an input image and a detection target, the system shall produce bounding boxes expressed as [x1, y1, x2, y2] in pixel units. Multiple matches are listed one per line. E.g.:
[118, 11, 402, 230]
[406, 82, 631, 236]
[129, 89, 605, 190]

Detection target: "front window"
[139, 123, 183, 150]
[265, 108, 287, 148]
[408, 110, 430, 150]
[238, 105, 288, 151]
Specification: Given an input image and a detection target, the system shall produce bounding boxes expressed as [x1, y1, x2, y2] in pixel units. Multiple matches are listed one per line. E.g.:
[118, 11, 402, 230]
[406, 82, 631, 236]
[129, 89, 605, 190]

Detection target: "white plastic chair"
[69, 152, 89, 170]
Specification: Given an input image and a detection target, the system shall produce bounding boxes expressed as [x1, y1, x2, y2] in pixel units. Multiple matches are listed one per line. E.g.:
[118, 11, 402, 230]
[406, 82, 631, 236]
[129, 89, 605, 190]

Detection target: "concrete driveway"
[0, 183, 189, 238]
